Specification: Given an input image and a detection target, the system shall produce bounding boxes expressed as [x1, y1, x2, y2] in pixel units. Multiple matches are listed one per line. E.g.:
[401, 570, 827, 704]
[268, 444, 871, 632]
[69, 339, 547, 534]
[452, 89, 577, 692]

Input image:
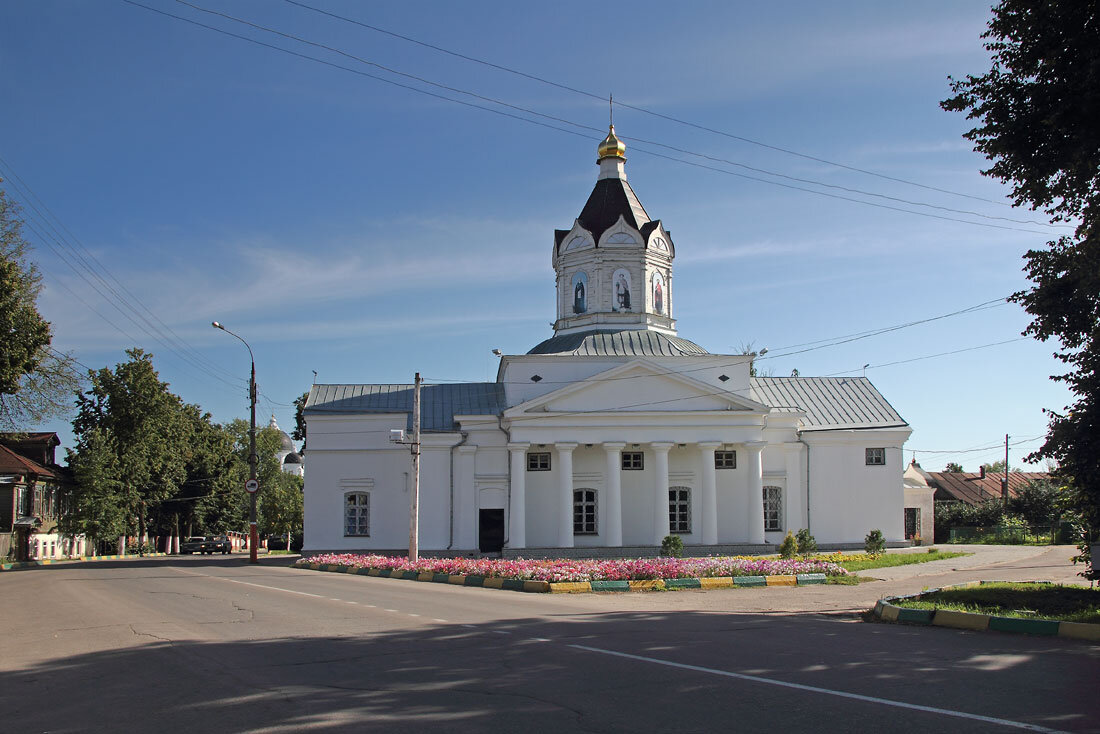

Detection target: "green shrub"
[778, 531, 798, 558]
[864, 529, 886, 556]
[795, 528, 818, 555]
[660, 534, 683, 558]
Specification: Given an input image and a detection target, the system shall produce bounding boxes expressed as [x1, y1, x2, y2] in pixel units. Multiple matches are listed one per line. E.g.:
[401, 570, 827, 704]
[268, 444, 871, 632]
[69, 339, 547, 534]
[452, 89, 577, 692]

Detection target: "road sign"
[245, 479, 259, 494]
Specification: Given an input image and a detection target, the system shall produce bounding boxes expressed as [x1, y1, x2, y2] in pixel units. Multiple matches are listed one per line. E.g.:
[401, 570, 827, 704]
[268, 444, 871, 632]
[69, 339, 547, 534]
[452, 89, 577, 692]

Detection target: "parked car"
[180, 536, 206, 554]
[207, 535, 231, 554]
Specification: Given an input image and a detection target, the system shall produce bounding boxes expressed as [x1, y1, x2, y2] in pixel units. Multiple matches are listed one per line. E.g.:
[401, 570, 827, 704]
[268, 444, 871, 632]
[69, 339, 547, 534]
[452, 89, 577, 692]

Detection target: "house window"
[763, 486, 782, 531]
[669, 487, 692, 534]
[573, 489, 597, 534]
[621, 451, 644, 470]
[715, 450, 737, 469]
[865, 448, 886, 466]
[344, 492, 370, 536]
[527, 452, 551, 471]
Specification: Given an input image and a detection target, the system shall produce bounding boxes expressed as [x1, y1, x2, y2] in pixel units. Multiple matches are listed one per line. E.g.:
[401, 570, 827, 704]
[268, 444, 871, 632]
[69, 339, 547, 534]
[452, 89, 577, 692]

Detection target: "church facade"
[303, 128, 911, 556]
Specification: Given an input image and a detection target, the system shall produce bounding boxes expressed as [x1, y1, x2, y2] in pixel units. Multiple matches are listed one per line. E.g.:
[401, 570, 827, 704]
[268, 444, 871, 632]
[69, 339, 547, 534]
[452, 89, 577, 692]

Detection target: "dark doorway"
[479, 509, 504, 553]
[904, 507, 920, 540]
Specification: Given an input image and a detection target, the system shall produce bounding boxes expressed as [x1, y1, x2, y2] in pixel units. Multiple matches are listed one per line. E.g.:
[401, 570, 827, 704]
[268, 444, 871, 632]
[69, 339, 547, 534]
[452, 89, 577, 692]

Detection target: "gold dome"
[597, 125, 626, 160]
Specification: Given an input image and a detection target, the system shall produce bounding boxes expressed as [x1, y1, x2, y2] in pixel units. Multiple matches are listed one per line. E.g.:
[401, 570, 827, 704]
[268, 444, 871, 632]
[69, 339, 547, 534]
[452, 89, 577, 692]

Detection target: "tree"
[944, 462, 965, 473]
[221, 418, 303, 544]
[0, 185, 78, 429]
[942, 1, 1100, 577]
[1007, 478, 1061, 527]
[980, 460, 1012, 473]
[292, 391, 308, 448]
[68, 350, 194, 548]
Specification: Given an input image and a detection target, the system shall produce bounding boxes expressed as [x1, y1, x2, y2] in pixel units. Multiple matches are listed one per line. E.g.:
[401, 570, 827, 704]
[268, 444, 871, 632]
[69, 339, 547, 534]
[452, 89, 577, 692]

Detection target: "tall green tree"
[0, 185, 78, 429]
[220, 418, 303, 542]
[942, 1, 1100, 576]
[69, 349, 194, 545]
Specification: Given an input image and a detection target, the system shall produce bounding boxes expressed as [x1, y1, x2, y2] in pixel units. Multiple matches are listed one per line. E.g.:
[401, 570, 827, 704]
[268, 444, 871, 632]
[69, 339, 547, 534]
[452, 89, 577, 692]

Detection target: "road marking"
[491, 630, 510, 635]
[433, 619, 448, 623]
[569, 645, 1069, 734]
[385, 609, 399, 613]
[407, 613, 420, 617]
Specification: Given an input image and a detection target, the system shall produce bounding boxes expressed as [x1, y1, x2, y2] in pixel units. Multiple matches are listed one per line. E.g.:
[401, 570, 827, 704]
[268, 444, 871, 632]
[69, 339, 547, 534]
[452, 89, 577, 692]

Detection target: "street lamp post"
[212, 321, 259, 564]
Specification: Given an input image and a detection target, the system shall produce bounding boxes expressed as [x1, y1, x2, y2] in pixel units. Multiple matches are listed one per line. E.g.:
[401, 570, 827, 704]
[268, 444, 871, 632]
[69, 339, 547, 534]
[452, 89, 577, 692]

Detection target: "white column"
[456, 445, 477, 550]
[652, 442, 673, 544]
[745, 441, 767, 545]
[556, 443, 577, 547]
[603, 442, 625, 546]
[698, 442, 721, 546]
[508, 443, 529, 549]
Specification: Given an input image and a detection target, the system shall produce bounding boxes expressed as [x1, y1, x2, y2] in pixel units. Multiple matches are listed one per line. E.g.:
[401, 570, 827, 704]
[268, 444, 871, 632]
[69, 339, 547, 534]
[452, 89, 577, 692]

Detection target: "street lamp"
[212, 321, 259, 564]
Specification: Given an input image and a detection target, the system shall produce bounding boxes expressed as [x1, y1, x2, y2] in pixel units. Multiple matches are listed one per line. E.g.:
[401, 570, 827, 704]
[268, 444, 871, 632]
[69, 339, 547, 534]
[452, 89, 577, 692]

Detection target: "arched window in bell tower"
[571, 271, 588, 314]
[612, 268, 632, 312]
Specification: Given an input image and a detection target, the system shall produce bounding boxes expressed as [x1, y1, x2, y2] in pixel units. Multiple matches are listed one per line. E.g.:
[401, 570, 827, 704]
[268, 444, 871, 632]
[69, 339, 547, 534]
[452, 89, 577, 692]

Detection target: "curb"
[871, 581, 1100, 642]
[293, 561, 828, 593]
[0, 552, 169, 572]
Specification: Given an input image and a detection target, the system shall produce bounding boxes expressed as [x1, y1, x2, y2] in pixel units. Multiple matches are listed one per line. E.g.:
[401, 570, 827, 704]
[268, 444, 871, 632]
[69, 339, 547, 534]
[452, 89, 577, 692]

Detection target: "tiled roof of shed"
[304, 382, 506, 432]
[926, 472, 1049, 506]
[750, 376, 908, 430]
[528, 329, 709, 356]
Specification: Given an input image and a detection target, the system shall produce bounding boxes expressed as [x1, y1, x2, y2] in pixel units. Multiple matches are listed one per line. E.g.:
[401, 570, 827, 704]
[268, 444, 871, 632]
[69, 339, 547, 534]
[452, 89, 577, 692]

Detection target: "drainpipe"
[499, 415, 510, 547]
[800, 431, 811, 533]
[447, 432, 469, 550]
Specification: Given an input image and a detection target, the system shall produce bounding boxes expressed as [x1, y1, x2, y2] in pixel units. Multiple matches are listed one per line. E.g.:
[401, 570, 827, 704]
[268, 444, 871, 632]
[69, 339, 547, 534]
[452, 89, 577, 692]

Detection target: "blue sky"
[0, 1, 1071, 470]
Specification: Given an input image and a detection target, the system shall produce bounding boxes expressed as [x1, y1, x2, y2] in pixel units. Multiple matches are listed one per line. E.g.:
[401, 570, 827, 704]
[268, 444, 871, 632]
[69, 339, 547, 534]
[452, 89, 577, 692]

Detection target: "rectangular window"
[621, 451, 644, 470]
[763, 486, 782, 531]
[344, 492, 370, 536]
[573, 489, 597, 534]
[527, 452, 551, 471]
[669, 487, 692, 534]
[715, 450, 737, 469]
[865, 448, 886, 466]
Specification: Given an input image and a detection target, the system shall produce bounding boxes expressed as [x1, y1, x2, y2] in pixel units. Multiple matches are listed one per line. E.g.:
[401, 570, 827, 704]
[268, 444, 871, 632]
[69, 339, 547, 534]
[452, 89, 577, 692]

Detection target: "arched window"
[573, 488, 597, 535]
[345, 492, 370, 536]
[763, 486, 782, 531]
[669, 487, 692, 533]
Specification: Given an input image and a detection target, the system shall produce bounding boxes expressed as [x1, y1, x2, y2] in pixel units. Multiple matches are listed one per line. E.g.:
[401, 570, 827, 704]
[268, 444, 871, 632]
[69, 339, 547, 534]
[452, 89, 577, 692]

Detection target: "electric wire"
[123, 0, 1060, 235]
[281, 0, 1029, 210]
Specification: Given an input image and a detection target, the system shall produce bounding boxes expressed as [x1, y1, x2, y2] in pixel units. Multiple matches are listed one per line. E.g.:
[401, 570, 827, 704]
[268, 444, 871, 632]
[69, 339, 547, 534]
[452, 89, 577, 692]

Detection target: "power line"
[280, 0, 1029, 210]
[910, 433, 1046, 455]
[822, 337, 1030, 376]
[124, 0, 1060, 236]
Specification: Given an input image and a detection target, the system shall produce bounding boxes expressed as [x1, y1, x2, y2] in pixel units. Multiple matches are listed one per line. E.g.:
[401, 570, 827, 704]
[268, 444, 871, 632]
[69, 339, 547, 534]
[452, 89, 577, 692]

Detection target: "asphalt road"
[2, 554, 1097, 733]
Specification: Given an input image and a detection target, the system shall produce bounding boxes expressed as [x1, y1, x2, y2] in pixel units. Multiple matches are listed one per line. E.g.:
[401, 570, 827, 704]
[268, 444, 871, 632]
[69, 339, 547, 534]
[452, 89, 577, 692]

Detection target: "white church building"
[303, 128, 912, 557]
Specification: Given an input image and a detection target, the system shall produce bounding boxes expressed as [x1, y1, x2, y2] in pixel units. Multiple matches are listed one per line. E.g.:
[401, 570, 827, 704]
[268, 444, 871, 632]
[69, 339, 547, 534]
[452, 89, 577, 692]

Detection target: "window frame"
[621, 451, 644, 470]
[668, 486, 692, 534]
[573, 488, 598, 535]
[527, 452, 551, 471]
[714, 450, 737, 469]
[344, 491, 370, 537]
[865, 447, 886, 466]
[763, 485, 783, 532]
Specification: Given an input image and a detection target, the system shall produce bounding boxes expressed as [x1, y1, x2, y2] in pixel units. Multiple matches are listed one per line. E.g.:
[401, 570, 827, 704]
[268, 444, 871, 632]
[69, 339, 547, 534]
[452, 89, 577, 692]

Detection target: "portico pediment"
[503, 359, 769, 418]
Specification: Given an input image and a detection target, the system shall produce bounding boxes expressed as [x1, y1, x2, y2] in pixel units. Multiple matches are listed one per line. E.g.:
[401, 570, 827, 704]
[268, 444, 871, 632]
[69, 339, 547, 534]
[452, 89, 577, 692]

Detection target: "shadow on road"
[3, 600, 1097, 732]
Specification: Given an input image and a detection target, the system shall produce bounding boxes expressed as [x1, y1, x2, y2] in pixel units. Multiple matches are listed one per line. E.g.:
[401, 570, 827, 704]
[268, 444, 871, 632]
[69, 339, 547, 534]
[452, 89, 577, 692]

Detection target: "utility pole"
[1002, 433, 1010, 507]
[408, 372, 422, 562]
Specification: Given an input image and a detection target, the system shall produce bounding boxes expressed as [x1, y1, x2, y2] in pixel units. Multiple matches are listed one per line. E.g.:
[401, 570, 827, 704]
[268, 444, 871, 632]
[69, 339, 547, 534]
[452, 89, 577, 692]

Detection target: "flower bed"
[301, 553, 848, 583]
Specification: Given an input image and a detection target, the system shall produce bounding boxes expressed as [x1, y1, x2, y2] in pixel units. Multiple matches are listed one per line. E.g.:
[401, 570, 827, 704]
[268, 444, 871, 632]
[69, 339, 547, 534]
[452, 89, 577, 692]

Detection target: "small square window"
[621, 451, 644, 470]
[527, 452, 551, 471]
[715, 450, 737, 469]
[865, 448, 886, 466]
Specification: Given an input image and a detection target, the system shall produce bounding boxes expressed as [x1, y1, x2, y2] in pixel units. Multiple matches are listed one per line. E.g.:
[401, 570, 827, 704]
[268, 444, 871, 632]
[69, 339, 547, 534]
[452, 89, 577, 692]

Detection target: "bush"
[778, 531, 798, 558]
[864, 529, 886, 556]
[660, 534, 683, 558]
[795, 528, 818, 555]
[1007, 479, 1060, 526]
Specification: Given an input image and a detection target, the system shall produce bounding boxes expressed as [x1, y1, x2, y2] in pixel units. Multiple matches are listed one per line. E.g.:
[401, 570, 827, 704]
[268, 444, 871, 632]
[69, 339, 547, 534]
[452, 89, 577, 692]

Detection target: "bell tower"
[552, 127, 676, 337]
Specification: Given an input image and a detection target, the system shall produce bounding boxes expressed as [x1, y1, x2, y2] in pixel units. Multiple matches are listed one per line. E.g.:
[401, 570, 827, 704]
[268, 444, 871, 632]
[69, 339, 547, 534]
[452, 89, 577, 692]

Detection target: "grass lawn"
[833, 549, 970, 572]
[893, 583, 1100, 624]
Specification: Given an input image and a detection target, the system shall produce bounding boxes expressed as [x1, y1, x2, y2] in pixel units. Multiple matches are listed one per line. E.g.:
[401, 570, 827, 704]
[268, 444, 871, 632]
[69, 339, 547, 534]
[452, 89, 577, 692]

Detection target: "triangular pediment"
[504, 358, 768, 417]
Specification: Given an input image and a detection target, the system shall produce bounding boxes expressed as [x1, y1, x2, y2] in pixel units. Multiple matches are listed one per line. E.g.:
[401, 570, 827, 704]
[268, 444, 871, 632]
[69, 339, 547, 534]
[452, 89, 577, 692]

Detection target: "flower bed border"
[872, 580, 1100, 641]
[293, 560, 826, 592]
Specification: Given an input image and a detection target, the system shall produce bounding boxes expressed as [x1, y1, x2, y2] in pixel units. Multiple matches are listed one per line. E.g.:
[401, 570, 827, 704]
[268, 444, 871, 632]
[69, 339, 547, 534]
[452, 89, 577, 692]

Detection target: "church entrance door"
[479, 509, 505, 553]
